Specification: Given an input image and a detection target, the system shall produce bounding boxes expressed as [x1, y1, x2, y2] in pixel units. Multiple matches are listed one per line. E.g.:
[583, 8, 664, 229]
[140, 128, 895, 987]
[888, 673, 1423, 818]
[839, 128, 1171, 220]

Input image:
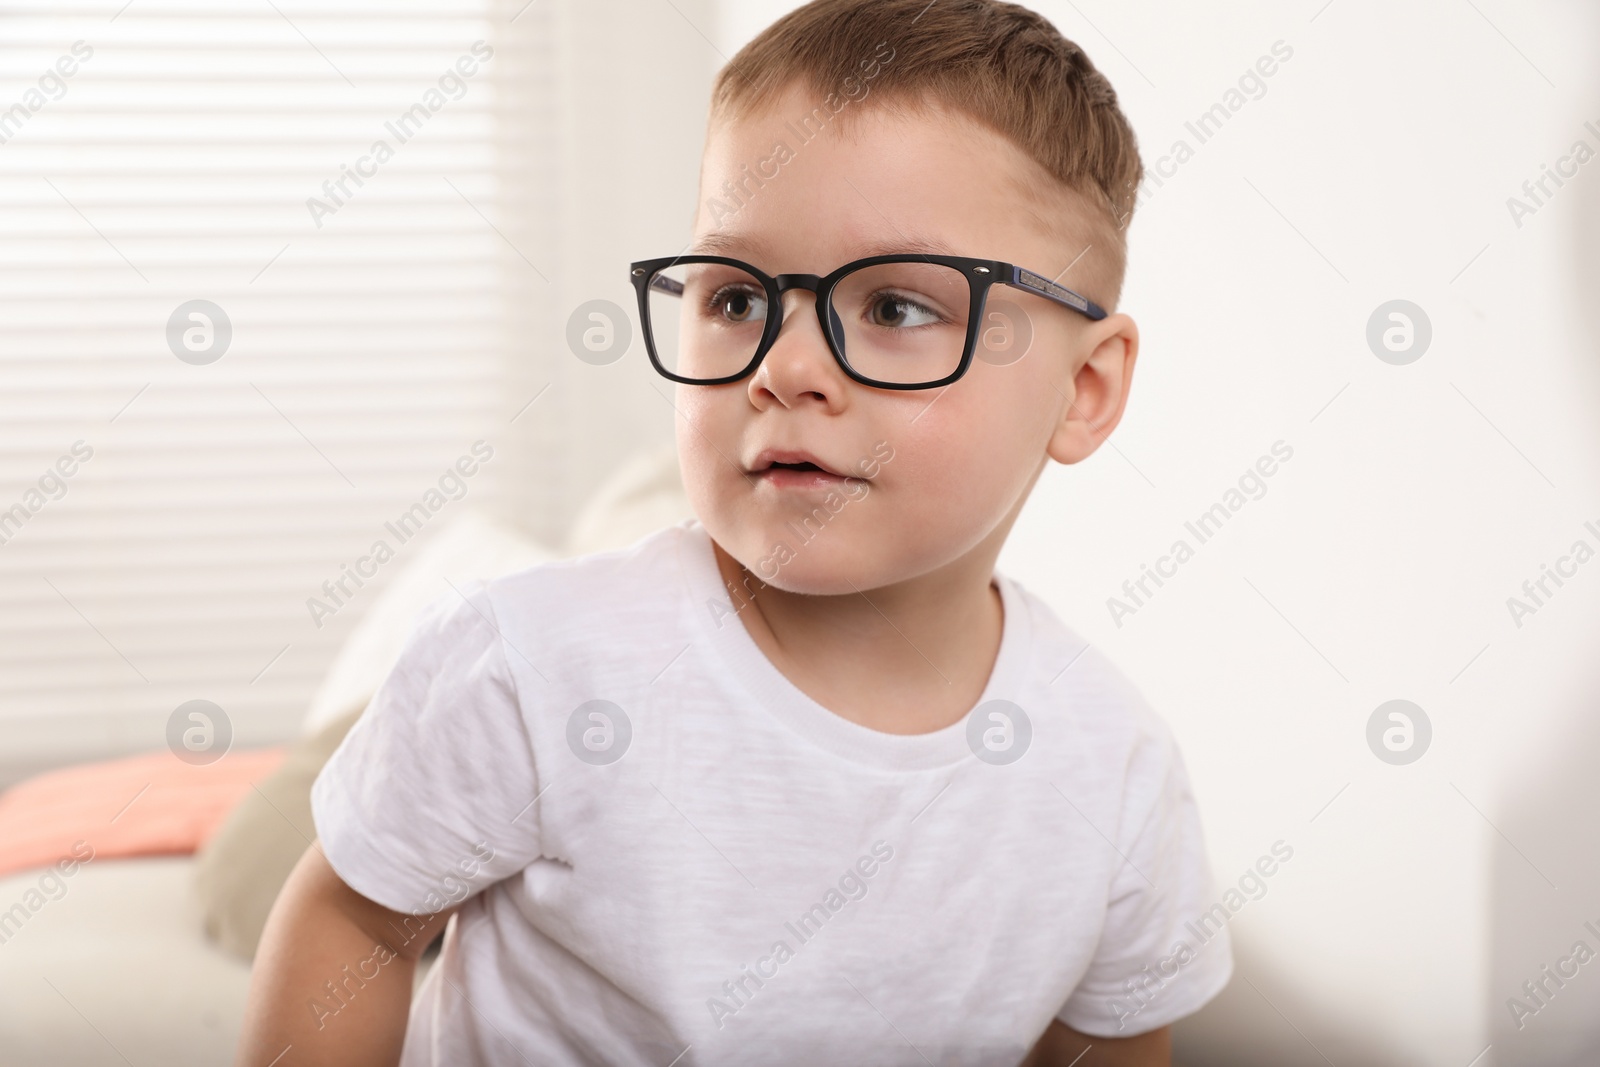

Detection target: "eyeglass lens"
[645, 261, 972, 385]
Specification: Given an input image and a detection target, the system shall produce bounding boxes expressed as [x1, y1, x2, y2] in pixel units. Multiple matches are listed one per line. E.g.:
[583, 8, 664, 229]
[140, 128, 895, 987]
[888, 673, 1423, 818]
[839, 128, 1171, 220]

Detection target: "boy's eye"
[865, 291, 942, 329]
[710, 285, 767, 324]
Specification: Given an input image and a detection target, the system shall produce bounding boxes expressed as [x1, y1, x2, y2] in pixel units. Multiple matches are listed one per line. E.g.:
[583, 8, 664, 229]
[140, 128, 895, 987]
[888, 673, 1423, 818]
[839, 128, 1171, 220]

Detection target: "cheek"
[674, 388, 747, 503]
[675, 386, 726, 451]
[674, 397, 718, 492]
[893, 376, 1046, 505]
[869, 417, 1027, 569]
[909, 441, 1020, 516]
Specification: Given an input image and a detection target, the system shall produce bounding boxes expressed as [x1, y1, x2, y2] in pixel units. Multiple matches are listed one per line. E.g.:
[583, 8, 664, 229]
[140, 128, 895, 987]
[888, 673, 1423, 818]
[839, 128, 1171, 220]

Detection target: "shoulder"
[1005, 576, 1183, 799]
[386, 521, 690, 684]
[406, 520, 702, 690]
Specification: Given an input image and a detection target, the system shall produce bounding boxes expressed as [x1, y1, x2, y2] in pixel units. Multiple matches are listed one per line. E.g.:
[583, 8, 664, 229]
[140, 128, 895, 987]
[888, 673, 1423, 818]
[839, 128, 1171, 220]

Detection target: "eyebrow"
[688, 232, 959, 264]
[689, 232, 771, 257]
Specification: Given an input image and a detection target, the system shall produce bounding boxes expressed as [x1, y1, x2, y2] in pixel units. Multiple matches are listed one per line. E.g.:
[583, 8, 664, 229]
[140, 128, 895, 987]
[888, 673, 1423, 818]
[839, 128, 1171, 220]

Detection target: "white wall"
[530, 0, 716, 545]
[713, 2, 1598, 1064]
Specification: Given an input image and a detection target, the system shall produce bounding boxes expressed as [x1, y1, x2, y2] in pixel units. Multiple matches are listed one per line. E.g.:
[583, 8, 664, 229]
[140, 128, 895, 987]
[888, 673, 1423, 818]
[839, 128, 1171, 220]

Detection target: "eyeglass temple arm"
[648, 264, 1104, 319]
[1004, 265, 1107, 321]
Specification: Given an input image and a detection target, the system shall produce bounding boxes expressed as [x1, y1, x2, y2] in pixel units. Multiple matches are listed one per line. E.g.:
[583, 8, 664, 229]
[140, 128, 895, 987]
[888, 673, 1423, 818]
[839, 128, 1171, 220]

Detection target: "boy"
[236, 1, 1232, 1064]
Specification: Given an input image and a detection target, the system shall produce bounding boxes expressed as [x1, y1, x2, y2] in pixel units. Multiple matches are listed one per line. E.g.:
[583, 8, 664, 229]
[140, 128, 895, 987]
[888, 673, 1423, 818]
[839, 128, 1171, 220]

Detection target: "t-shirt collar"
[673, 517, 1032, 772]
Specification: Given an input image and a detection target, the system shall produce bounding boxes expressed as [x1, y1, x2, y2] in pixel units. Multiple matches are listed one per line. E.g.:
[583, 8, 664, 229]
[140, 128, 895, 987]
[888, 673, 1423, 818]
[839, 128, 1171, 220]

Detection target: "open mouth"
[756, 460, 844, 481]
[747, 448, 852, 479]
[748, 450, 855, 485]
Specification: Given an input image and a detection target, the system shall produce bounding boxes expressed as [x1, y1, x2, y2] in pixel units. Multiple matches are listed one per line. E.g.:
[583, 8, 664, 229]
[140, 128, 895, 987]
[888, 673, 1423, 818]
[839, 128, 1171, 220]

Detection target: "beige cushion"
[192, 702, 364, 960]
[301, 511, 560, 736]
[565, 440, 691, 556]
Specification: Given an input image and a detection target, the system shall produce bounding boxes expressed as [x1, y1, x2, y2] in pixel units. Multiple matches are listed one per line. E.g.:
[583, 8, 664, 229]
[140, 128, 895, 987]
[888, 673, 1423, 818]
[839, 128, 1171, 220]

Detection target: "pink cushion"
[0, 747, 286, 879]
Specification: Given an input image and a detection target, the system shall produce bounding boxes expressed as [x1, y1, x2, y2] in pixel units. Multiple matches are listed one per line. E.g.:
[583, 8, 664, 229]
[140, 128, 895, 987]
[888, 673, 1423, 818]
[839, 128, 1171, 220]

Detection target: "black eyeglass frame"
[627, 253, 1108, 391]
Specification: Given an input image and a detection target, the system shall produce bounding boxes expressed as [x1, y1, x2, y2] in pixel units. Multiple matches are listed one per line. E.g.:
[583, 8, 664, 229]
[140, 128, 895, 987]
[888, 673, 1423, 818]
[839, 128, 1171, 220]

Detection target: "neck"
[710, 533, 1006, 735]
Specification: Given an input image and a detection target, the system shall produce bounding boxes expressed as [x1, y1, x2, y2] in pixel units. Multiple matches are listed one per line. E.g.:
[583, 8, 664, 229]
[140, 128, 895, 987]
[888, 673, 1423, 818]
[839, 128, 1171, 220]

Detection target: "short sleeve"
[1055, 727, 1233, 1037]
[310, 581, 542, 916]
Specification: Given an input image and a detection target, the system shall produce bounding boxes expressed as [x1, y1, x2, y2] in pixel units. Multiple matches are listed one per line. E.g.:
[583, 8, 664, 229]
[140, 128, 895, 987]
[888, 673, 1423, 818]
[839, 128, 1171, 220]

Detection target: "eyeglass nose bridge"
[765, 273, 847, 372]
[773, 273, 823, 294]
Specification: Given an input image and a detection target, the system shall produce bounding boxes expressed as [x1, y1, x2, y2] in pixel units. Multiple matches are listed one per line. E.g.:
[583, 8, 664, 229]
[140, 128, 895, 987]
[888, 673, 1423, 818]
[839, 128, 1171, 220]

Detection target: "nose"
[748, 276, 847, 407]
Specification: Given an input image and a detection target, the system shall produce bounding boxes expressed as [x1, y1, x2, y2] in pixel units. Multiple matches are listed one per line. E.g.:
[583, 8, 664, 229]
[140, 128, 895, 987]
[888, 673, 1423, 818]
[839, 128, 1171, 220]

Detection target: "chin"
[722, 521, 888, 596]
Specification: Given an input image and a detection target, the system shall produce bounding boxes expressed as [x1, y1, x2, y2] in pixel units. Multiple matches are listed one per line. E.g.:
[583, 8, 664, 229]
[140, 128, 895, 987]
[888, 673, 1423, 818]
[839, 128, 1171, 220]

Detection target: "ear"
[1046, 312, 1139, 466]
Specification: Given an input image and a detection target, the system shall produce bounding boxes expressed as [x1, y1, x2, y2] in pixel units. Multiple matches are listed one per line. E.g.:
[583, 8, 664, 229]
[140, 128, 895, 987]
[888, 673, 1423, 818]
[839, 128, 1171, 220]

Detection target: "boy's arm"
[1020, 1019, 1170, 1067]
[233, 841, 459, 1067]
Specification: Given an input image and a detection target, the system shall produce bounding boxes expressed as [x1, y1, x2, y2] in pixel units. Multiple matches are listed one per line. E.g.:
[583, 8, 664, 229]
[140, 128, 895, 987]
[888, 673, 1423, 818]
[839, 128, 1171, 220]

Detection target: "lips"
[747, 448, 852, 479]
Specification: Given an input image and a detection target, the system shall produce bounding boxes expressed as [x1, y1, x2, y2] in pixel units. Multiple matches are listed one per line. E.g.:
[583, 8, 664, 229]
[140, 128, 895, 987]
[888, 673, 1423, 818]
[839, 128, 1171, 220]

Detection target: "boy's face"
[677, 85, 1137, 595]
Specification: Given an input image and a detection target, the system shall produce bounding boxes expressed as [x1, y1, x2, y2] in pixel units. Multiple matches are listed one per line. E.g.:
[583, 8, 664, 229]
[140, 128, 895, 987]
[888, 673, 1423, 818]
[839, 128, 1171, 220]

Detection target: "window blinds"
[0, 0, 556, 777]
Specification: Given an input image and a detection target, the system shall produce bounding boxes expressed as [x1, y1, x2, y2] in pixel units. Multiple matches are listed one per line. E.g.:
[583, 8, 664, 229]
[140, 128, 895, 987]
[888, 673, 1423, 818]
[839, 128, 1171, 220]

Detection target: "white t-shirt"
[311, 518, 1231, 1066]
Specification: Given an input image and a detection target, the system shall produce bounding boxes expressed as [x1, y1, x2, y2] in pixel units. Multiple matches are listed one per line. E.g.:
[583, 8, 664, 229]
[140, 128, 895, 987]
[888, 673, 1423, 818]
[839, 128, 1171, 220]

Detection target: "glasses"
[628, 253, 1107, 391]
